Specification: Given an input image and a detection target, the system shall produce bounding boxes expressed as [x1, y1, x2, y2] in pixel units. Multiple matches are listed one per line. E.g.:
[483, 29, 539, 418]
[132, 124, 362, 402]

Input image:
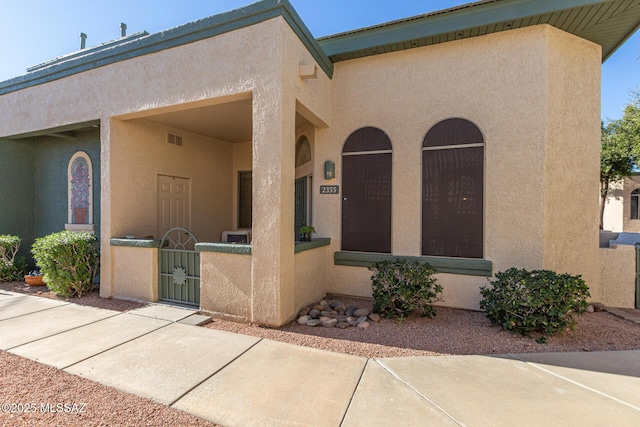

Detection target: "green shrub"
[31, 231, 99, 297]
[480, 268, 590, 339]
[369, 259, 442, 319]
[0, 234, 26, 281]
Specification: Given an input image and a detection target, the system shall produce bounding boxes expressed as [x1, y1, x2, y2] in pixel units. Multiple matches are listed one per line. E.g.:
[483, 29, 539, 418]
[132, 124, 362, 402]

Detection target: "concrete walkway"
[1, 290, 639, 426]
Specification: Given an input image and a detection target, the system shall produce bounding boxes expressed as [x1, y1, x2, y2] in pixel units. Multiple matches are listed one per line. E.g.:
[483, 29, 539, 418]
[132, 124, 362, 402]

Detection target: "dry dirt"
[2, 281, 640, 426]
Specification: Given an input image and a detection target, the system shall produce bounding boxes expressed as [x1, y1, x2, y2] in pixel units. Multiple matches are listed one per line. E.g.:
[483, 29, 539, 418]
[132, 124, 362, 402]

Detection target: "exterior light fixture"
[324, 161, 335, 180]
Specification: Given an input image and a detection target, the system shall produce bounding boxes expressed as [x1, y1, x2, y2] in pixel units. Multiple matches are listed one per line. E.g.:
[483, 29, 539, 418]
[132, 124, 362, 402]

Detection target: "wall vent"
[167, 132, 183, 146]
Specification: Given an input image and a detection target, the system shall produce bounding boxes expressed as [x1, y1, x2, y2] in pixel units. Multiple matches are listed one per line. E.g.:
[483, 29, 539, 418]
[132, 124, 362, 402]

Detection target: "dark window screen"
[422, 119, 483, 258]
[238, 171, 252, 229]
[632, 190, 639, 220]
[342, 127, 392, 253]
[424, 118, 484, 147]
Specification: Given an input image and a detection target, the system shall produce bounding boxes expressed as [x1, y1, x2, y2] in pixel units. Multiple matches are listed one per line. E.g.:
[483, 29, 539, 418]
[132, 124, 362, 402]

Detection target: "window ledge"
[65, 224, 95, 233]
[295, 238, 331, 253]
[334, 251, 493, 277]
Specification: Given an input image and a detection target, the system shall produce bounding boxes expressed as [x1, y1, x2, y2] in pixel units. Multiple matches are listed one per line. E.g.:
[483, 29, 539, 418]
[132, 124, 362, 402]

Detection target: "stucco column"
[99, 116, 113, 298]
[251, 85, 296, 326]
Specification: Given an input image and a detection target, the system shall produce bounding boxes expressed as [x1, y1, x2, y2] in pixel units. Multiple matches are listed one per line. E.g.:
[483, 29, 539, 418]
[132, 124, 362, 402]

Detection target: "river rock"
[309, 309, 320, 319]
[368, 313, 381, 322]
[297, 315, 311, 324]
[298, 306, 310, 317]
[306, 319, 321, 327]
[323, 318, 338, 327]
[354, 308, 371, 317]
[336, 322, 349, 329]
[345, 306, 357, 317]
[357, 321, 370, 329]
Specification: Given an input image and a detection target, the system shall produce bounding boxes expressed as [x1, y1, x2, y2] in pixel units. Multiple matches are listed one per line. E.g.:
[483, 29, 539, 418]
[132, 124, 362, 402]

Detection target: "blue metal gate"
[159, 227, 200, 306]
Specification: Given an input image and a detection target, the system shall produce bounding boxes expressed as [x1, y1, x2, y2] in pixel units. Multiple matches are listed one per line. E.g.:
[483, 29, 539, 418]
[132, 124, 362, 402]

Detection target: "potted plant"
[299, 226, 316, 242]
[25, 270, 44, 286]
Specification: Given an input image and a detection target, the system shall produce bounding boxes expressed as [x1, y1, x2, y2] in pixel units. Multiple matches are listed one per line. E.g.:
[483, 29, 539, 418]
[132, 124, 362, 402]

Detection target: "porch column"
[251, 86, 296, 326]
[99, 116, 113, 298]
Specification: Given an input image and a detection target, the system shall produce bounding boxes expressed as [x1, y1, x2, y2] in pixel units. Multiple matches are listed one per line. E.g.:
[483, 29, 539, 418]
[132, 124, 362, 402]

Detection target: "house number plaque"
[320, 185, 339, 194]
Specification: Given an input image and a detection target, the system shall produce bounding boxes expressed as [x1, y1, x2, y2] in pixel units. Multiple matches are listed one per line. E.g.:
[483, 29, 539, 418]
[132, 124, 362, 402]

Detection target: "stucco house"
[2, 0, 640, 325]
[603, 174, 640, 232]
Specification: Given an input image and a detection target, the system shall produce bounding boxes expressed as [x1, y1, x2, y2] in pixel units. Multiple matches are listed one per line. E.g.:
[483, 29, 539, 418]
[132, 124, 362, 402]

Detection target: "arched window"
[631, 189, 640, 220]
[422, 118, 484, 258]
[342, 127, 392, 253]
[68, 151, 93, 225]
[295, 136, 311, 167]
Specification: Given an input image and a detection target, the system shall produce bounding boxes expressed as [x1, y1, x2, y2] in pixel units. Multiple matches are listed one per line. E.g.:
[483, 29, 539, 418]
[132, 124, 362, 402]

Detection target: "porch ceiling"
[146, 98, 310, 142]
[147, 98, 252, 143]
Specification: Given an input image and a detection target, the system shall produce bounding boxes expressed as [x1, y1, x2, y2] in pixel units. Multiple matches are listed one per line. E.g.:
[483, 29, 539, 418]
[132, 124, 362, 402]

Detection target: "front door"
[158, 175, 190, 239]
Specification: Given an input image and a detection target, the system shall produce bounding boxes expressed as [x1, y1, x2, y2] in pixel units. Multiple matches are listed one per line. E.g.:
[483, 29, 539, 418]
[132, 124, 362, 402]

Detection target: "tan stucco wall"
[109, 118, 233, 242]
[603, 180, 626, 232]
[599, 246, 636, 308]
[293, 247, 329, 311]
[200, 252, 252, 322]
[315, 25, 602, 310]
[543, 26, 602, 300]
[110, 246, 158, 301]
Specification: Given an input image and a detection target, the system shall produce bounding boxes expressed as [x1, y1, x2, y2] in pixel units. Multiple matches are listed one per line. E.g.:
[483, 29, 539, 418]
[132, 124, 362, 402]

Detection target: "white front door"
[158, 175, 190, 238]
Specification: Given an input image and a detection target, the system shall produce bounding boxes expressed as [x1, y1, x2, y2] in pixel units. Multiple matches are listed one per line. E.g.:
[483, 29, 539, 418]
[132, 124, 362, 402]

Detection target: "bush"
[480, 268, 590, 339]
[0, 234, 27, 281]
[369, 259, 443, 319]
[31, 231, 99, 297]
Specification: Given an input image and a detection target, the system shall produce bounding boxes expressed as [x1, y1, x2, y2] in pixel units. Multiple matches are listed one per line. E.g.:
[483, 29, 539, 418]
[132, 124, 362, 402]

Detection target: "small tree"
[600, 91, 640, 229]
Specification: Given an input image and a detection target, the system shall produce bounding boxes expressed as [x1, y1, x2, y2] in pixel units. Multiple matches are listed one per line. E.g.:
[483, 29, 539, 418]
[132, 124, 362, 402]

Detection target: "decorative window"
[295, 136, 311, 167]
[422, 118, 484, 258]
[67, 152, 93, 226]
[631, 189, 640, 220]
[342, 127, 392, 253]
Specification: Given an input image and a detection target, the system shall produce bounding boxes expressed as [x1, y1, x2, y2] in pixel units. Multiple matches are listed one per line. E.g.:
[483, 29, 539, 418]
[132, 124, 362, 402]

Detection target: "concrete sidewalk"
[1, 289, 639, 426]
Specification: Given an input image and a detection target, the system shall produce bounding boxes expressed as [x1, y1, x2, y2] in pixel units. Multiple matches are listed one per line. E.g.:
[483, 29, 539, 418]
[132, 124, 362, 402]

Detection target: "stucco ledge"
[334, 251, 493, 277]
[109, 238, 161, 248]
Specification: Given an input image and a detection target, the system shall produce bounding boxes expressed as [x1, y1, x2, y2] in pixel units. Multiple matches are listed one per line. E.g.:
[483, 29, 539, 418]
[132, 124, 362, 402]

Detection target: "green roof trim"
[334, 251, 493, 277]
[0, 0, 332, 96]
[318, 0, 640, 63]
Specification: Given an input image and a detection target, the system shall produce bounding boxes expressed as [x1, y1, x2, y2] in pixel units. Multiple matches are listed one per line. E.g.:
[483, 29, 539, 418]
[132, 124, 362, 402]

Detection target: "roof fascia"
[319, 0, 605, 57]
[0, 0, 332, 96]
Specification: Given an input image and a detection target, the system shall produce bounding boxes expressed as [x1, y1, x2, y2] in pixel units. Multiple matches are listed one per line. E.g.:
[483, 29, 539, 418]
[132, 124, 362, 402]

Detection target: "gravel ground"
[0, 282, 216, 426]
[204, 297, 640, 358]
[0, 351, 218, 427]
[2, 282, 639, 426]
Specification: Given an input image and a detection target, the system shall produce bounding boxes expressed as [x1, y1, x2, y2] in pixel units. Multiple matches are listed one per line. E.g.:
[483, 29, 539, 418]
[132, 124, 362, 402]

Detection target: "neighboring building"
[2, 0, 639, 324]
[602, 174, 640, 232]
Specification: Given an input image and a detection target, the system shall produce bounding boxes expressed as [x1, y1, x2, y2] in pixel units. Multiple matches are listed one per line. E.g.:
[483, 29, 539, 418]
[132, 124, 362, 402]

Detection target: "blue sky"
[1, 0, 638, 120]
